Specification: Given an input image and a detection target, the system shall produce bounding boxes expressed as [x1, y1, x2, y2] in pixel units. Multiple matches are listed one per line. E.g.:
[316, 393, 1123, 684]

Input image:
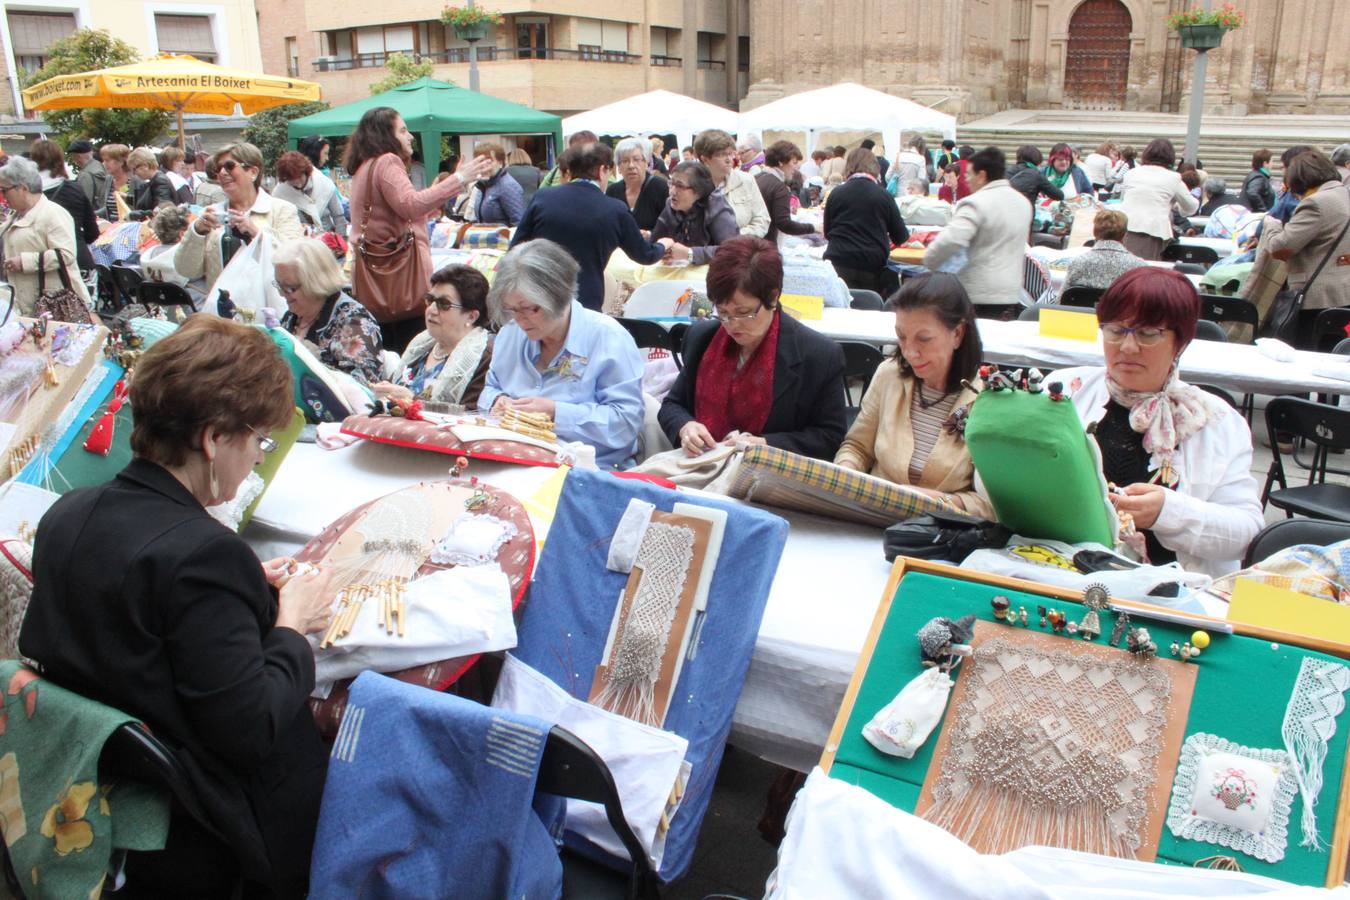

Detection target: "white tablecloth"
[245, 440, 893, 772]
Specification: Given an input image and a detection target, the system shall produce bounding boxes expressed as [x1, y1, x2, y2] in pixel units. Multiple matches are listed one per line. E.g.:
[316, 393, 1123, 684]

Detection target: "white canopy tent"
[560, 89, 740, 156]
[736, 82, 957, 157]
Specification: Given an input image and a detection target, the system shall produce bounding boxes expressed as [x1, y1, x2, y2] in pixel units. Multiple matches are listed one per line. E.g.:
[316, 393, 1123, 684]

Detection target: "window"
[7, 11, 76, 74]
[155, 14, 216, 63]
[285, 37, 298, 77]
[516, 18, 547, 60]
[650, 26, 681, 66]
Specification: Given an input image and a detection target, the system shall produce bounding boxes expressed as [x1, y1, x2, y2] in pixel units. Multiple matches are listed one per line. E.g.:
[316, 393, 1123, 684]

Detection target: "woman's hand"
[194, 207, 220, 235]
[228, 209, 258, 238]
[725, 433, 766, 448]
[679, 420, 717, 455]
[261, 556, 299, 588]
[668, 242, 692, 262]
[371, 381, 414, 403]
[3, 258, 21, 274]
[455, 156, 492, 185]
[1109, 483, 1168, 530]
[275, 566, 335, 635]
[505, 396, 556, 417]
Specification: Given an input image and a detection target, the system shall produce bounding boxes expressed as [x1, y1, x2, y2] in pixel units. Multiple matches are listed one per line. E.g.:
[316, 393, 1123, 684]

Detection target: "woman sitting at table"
[20, 315, 333, 897]
[1062, 210, 1147, 292]
[658, 236, 847, 460]
[1048, 267, 1262, 577]
[480, 239, 645, 468]
[649, 161, 739, 264]
[371, 264, 493, 407]
[607, 137, 669, 233]
[835, 273, 991, 515]
[275, 237, 385, 385]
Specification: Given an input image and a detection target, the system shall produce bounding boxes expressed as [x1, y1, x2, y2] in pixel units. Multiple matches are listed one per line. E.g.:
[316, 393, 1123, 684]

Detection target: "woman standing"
[98, 144, 132, 224]
[823, 148, 909, 295]
[0, 156, 91, 316]
[28, 138, 98, 272]
[127, 147, 175, 219]
[505, 148, 542, 207]
[1240, 149, 1277, 213]
[649, 161, 738, 263]
[274, 238, 384, 384]
[469, 143, 526, 226]
[159, 147, 195, 204]
[298, 136, 332, 175]
[343, 107, 489, 350]
[606, 137, 669, 233]
[272, 151, 348, 234]
[1118, 138, 1198, 260]
[755, 141, 817, 242]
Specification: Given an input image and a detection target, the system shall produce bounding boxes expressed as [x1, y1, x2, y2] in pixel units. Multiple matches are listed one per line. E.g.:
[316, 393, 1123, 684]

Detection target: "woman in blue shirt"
[479, 239, 645, 468]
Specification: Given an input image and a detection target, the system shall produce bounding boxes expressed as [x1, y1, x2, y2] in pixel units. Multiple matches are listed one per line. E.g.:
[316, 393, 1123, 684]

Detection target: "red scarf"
[694, 312, 781, 441]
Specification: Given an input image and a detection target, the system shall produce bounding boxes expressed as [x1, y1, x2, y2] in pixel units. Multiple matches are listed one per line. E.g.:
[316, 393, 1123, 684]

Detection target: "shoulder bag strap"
[356, 158, 377, 247]
[1298, 186, 1350, 297]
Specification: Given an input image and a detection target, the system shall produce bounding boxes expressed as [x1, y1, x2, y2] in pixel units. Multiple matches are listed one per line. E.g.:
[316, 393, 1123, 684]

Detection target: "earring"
[208, 459, 219, 500]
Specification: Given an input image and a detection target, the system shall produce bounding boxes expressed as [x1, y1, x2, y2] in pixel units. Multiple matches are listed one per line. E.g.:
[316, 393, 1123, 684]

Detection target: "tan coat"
[1264, 181, 1350, 311]
[174, 189, 303, 291]
[0, 195, 91, 316]
[834, 359, 992, 518]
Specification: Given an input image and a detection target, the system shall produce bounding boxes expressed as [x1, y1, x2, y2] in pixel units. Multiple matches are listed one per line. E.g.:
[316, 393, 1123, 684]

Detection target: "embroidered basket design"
[1213, 768, 1257, 811]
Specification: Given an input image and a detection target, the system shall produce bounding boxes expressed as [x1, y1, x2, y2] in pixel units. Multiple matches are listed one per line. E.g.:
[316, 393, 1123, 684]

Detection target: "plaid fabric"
[1211, 539, 1350, 603]
[460, 226, 513, 250]
[729, 444, 955, 527]
[1023, 251, 1054, 305]
[91, 222, 144, 266]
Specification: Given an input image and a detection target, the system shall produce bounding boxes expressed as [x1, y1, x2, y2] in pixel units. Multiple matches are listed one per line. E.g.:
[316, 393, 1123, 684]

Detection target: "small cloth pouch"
[862, 667, 954, 758]
[1166, 732, 1298, 863]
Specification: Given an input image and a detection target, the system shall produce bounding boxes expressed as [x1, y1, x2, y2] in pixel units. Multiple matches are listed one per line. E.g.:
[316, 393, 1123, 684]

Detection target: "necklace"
[917, 381, 953, 410]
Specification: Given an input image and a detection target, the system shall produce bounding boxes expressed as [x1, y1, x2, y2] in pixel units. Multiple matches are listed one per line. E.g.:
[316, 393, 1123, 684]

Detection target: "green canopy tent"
[286, 76, 563, 177]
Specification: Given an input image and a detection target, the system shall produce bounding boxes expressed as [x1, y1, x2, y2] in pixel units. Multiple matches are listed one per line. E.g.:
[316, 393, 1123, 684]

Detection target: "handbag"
[883, 508, 1011, 564]
[34, 249, 93, 324]
[1260, 187, 1350, 344]
[352, 155, 428, 324]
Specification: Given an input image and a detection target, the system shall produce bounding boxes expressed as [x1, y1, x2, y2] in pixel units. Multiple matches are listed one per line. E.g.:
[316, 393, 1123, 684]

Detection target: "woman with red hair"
[657, 236, 847, 460]
[1048, 268, 1261, 576]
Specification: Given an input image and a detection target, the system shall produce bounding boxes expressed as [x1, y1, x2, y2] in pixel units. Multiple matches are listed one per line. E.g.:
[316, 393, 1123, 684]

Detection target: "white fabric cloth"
[560, 90, 740, 157]
[1120, 164, 1200, 241]
[766, 768, 1350, 899]
[491, 653, 687, 868]
[924, 180, 1034, 306]
[1049, 366, 1263, 577]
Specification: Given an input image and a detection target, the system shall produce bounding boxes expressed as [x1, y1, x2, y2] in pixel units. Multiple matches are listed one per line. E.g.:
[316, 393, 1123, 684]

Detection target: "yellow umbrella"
[21, 54, 322, 147]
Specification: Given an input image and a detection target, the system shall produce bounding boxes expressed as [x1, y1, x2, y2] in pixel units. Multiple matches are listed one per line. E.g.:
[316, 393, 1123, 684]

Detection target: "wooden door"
[1064, 0, 1132, 110]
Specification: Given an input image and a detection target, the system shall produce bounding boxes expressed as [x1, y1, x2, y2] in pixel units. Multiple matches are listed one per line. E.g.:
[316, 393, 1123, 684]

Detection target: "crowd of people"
[7, 111, 1350, 896]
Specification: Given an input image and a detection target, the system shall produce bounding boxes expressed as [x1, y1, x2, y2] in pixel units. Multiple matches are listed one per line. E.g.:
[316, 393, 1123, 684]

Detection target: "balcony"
[698, 59, 726, 70]
[650, 55, 682, 67]
[313, 46, 640, 72]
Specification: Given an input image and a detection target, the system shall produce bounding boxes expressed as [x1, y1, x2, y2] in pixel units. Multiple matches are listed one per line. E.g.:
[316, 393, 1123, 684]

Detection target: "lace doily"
[922, 637, 1171, 858]
[1282, 657, 1350, 850]
[429, 514, 518, 567]
[1166, 733, 1297, 863]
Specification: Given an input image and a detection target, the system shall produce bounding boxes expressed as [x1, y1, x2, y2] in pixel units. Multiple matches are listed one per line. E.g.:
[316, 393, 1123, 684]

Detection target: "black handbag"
[883, 509, 1012, 564]
[1260, 187, 1350, 344]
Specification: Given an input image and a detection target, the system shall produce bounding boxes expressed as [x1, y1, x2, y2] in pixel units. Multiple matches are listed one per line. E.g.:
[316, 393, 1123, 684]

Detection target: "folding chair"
[1198, 295, 1259, 343]
[1261, 397, 1350, 522]
[109, 265, 144, 310]
[847, 289, 885, 311]
[1161, 243, 1220, 268]
[1313, 308, 1350, 353]
[1242, 517, 1350, 568]
[137, 282, 197, 323]
[840, 341, 885, 427]
[1057, 285, 1105, 309]
[1194, 319, 1228, 343]
[616, 318, 682, 370]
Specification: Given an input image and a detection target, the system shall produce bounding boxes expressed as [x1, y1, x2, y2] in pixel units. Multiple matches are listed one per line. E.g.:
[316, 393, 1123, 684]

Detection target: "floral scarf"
[1103, 362, 1223, 483]
[694, 312, 781, 441]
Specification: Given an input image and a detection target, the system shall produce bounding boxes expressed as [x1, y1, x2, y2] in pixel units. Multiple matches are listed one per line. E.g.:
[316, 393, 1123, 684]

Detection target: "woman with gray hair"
[139, 205, 207, 306]
[478, 239, 645, 468]
[649, 161, 738, 263]
[0, 155, 91, 315]
[606, 136, 669, 232]
[274, 237, 385, 384]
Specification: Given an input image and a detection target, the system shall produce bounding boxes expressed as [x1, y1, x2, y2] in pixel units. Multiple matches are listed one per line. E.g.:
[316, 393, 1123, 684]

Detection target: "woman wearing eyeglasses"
[274, 238, 385, 385]
[606, 137, 669, 233]
[20, 315, 334, 897]
[649, 161, 738, 264]
[174, 142, 304, 295]
[1048, 268, 1261, 576]
[658, 236, 847, 461]
[370, 264, 493, 407]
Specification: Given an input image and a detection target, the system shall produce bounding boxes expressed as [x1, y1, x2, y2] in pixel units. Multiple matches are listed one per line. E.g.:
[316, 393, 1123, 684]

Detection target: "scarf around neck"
[694, 312, 781, 442]
[1103, 362, 1222, 458]
[1043, 165, 1071, 189]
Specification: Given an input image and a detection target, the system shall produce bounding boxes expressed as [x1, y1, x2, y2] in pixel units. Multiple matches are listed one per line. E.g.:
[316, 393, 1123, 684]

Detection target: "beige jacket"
[175, 189, 303, 290]
[1119, 164, 1198, 241]
[719, 167, 770, 237]
[834, 359, 992, 517]
[924, 180, 1032, 306]
[0, 195, 91, 316]
[1264, 181, 1350, 311]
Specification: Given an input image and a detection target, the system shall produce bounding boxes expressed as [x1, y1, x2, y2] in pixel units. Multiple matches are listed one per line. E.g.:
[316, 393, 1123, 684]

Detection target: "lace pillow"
[1166, 732, 1298, 863]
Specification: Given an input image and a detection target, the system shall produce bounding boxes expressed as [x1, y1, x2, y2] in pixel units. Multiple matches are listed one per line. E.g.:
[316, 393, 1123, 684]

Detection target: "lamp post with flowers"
[1169, 2, 1246, 166]
[440, 4, 504, 92]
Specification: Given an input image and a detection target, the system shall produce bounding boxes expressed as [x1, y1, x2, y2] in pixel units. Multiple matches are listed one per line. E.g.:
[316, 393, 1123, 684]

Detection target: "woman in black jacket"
[127, 146, 175, 220]
[1240, 149, 1276, 213]
[650, 161, 738, 264]
[658, 236, 847, 460]
[755, 140, 818, 242]
[823, 147, 909, 295]
[28, 138, 99, 271]
[20, 316, 332, 898]
[607, 136, 670, 232]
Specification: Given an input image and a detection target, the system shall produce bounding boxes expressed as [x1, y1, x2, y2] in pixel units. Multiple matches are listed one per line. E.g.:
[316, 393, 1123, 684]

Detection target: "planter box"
[453, 22, 489, 42]
[1177, 24, 1226, 50]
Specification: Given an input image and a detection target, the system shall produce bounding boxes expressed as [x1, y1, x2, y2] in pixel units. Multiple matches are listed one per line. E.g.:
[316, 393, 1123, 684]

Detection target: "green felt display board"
[832, 570, 1350, 887]
[48, 389, 134, 494]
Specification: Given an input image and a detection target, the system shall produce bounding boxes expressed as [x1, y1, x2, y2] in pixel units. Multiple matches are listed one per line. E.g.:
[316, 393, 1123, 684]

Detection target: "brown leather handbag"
[351, 156, 429, 323]
[34, 249, 93, 325]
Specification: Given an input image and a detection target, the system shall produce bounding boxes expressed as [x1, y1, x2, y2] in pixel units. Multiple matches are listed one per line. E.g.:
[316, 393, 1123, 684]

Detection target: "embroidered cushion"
[340, 415, 562, 468]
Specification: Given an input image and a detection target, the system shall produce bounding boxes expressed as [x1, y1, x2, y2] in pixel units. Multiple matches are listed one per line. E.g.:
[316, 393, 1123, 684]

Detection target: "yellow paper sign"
[1228, 577, 1350, 645]
[1039, 307, 1099, 342]
[779, 293, 824, 321]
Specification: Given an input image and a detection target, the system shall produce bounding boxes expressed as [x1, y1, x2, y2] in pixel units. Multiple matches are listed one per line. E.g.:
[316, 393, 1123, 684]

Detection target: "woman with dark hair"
[1048, 268, 1261, 576]
[823, 147, 909, 295]
[649, 160, 739, 263]
[372, 264, 495, 407]
[658, 236, 847, 460]
[1041, 143, 1091, 199]
[1118, 138, 1198, 260]
[20, 315, 333, 897]
[835, 273, 990, 514]
[28, 137, 98, 271]
[272, 150, 347, 234]
[1240, 148, 1276, 212]
[755, 140, 817, 242]
[343, 106, 490, 349]
[1007, 144, 1063, 208]
[297, 136, 331, 174]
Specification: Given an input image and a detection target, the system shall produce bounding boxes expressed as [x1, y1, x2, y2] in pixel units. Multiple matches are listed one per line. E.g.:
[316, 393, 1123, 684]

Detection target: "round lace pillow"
[0, 538, 34, 658]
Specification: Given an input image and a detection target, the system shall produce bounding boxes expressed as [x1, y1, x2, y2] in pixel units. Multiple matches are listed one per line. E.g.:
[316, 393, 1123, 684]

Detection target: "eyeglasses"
[249, 426, 278, 453]
[424, 294, 465, 312]
[502, 302, 544, 319]
[272, 279, 301, 294]
[1101, 324, 1171, 346]
[669, 180, 693, 191]
[713, 305, 763, 323]
[0, 184, 16, 194]
[218, 160, 250, 173]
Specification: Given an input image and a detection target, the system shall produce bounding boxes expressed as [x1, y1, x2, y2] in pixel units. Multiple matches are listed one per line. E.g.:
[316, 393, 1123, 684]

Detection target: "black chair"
[1030, 232, 1067, 250]
[1195, 383, 1238, 409]
[1335, 337, 1350, 356]
[109, 265, 144, 310]
[1194, 319, 1228, 343]
[1261, 397, 1350, 522]
[1313, 309, 1350, 353]
[94, 263, 119, 312]
[840, 341, 884, 415]
[667, 322, 689, 360]
[616, 318, 682, 370]
[137, 282, 197, 322]
[1242, 518, 1350, 567]
[1017, 304, 1096, 322]
[1161, 243, 1220, 268]
[537, 726, 659, 900]
[1057, 285, 1106, 309]
[1199, 295, 1259, 343]
[1172, 262, 1207, 276]
[848, 289, 885, 311]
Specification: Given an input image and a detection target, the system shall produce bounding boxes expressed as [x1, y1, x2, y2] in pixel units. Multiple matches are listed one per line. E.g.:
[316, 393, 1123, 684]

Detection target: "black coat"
[822, 176, 909, 271]
[1240, 169, 1276, 213]
[128, 172, 175, 218]
[659, 313, 847, 460]
[42, 178, 98, 271]
[1199, 191, 1248, 216]
[607, 174, 670, 232]
[512, 180, 664, 310]
[20, 459, 326, 895]
[755, 171, 816, 242]
[1008, 165, 1065, 207]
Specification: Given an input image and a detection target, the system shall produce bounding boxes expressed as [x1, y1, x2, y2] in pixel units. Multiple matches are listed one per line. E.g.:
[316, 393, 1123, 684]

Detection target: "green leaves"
[241, 101, 331, 170]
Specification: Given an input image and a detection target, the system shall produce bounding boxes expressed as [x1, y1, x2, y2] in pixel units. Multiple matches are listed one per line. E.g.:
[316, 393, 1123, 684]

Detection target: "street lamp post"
[466, 0, 480, 93]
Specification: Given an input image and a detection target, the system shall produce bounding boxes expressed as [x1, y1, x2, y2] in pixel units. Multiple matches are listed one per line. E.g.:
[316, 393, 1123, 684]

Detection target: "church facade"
[742, 0, 1350, 117]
